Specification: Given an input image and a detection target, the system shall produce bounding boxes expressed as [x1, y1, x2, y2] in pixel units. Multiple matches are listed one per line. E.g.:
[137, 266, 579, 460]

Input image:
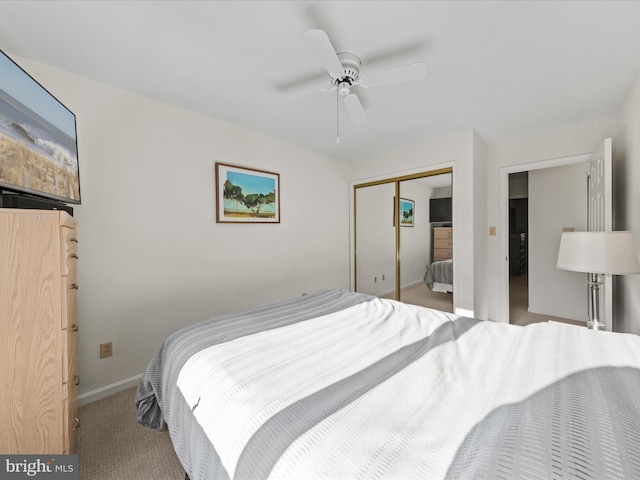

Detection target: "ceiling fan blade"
[360, 62, 427, 88]
[343, 93, 367, 126]
[303, 29, 344, 76]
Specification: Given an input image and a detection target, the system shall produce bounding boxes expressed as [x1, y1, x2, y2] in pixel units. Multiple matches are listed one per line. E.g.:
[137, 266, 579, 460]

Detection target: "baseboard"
[78, 374, 142, 407]
[378, 280, 425, 298]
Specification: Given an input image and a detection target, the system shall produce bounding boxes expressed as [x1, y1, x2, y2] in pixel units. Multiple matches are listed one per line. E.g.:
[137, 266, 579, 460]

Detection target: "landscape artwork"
[215, 162, 280, 223]
[0, 51, 80, 203]
[399, 198, 414, 227]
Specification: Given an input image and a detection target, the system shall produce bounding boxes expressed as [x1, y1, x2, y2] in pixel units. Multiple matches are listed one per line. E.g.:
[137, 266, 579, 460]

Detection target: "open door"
[499, 142, 612, 326]
[587, 138, 613, 330]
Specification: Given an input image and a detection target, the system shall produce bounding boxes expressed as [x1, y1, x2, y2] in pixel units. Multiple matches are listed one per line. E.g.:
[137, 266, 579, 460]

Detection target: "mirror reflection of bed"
[383, 227, 453, 313]
[355, 171, 453, 313]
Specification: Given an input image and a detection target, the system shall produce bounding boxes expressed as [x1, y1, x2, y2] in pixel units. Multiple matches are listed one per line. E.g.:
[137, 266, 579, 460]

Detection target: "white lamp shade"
[557, 231, 640, 275]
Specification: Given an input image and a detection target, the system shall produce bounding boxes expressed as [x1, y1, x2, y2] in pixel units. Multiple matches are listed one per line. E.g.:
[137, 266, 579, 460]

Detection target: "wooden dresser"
[0, 209, 79, 454]
[433, 226, 453, 261]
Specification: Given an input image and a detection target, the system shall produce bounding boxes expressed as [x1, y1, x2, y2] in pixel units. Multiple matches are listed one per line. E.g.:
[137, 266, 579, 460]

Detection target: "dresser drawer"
[62, 318, 78, 454]
[434, 227, 453, 239]
[64, 371, 79, 453]
[63, 389, 78, 454]
[434, 237, 453, 249]
[62, 329, 78, 390]
[60, 227, 78, 276]
[60, 264, 78, 330]
[434, 248, 453, 261]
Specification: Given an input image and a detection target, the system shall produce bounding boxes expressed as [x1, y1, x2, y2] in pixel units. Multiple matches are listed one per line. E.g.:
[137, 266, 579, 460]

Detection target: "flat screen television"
[0, 49, 80, 205]
[430, 197, 451, 223]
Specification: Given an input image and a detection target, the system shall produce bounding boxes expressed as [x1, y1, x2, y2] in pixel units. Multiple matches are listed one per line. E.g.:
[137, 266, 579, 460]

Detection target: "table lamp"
[556, 231, 640, 330]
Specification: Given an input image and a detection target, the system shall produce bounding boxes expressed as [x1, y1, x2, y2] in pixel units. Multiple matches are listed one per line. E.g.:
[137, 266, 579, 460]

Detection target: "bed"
[424, 258, 453, 292]
[136, 288, 640, 480]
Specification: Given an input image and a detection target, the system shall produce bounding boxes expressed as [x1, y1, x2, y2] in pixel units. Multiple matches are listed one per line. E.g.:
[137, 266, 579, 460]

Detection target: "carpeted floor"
[381, 281, 454, 312]
[77, 387, 184, 480]
[384, 276, 581, 327]
[509, 275, 582, 327]
[400, 281, 455, 312]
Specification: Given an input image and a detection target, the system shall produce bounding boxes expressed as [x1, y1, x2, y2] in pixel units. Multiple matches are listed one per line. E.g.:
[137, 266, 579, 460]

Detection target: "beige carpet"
[77, 387, 184, 480]
[381, 282, 454, 312]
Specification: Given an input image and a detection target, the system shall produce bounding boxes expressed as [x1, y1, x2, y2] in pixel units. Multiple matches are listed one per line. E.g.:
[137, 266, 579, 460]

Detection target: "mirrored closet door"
[354, 169, 453, 312]
[355, 181, 397, 299]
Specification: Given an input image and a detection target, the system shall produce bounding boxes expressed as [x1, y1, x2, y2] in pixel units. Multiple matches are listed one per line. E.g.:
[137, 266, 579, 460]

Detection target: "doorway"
[507, 173, 530, 324]
[505, 166, 588, 327]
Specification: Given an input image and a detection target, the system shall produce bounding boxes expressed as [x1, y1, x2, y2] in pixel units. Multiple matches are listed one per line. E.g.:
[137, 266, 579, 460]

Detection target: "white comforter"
[176, 297, 640, 479]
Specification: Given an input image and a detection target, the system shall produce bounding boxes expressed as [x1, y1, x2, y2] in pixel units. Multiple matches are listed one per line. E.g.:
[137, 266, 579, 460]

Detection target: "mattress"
[136, 288, 640, 480]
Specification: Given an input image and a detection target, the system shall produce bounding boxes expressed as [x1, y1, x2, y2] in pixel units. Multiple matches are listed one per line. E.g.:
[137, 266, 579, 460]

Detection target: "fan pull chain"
[336, 89, 340, 144]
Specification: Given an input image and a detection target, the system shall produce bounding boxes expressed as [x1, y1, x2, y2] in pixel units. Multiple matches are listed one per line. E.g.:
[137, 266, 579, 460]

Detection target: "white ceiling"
[1, 1, 640, 162]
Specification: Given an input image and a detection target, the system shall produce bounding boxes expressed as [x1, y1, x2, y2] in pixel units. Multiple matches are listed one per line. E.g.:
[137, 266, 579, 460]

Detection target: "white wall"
[613, 69, 640, 334]
[432, 186, 452, 199]
[472, 131, 489, 320]
[13, 56, 353, 400]
[485, 117, 618, 322]
[528, 162, 588, 320]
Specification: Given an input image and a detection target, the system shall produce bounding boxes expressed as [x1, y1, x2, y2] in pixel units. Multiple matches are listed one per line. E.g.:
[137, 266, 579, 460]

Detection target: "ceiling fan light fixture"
[337, 81, 352, 96]
[330, 52, 361, 85]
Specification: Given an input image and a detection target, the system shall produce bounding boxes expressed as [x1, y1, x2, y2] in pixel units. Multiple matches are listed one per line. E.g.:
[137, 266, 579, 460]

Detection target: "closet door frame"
[353, 166, 453, 301]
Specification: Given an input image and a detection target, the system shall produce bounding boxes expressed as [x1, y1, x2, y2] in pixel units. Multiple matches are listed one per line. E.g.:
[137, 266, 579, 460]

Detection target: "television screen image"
[430, 197, 451, 223]
[0, 49, 80, 204]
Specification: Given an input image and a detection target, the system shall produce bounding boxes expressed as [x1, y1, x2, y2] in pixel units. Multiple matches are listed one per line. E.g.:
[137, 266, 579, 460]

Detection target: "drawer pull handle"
[73, 375, 80, 386]
[70, 238, 78, 243]
[73, 418, 80, 430]
[71, 323, 79, 332]
[71, 283, 79, 290]
[69, 254, 78, 259]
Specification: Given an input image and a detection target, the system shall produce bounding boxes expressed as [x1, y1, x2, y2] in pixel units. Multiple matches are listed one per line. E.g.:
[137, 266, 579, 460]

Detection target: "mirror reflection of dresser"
[433, 226, 453, 262]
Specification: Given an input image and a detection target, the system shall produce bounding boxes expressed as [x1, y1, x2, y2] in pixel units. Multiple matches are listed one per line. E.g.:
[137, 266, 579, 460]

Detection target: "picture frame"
[399, 197, 414, 227]
[215, 162, 280, 223]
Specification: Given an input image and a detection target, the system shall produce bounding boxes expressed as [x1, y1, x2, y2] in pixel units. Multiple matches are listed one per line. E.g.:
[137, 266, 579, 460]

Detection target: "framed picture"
[215, 162, 280, 223]
[399, 197, 414, 227]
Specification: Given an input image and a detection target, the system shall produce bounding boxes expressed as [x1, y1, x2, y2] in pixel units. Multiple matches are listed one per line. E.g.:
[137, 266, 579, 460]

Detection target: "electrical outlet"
[100, 342, 113, 359]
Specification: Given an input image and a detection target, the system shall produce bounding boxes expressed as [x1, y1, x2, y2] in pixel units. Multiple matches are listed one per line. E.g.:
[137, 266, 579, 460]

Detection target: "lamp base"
[586, 274, 605, 330]
[586, 320, 606, 330]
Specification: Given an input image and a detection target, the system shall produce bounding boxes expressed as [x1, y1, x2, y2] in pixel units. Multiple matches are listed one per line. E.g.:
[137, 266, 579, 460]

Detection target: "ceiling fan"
[287, 29, 427, 128]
